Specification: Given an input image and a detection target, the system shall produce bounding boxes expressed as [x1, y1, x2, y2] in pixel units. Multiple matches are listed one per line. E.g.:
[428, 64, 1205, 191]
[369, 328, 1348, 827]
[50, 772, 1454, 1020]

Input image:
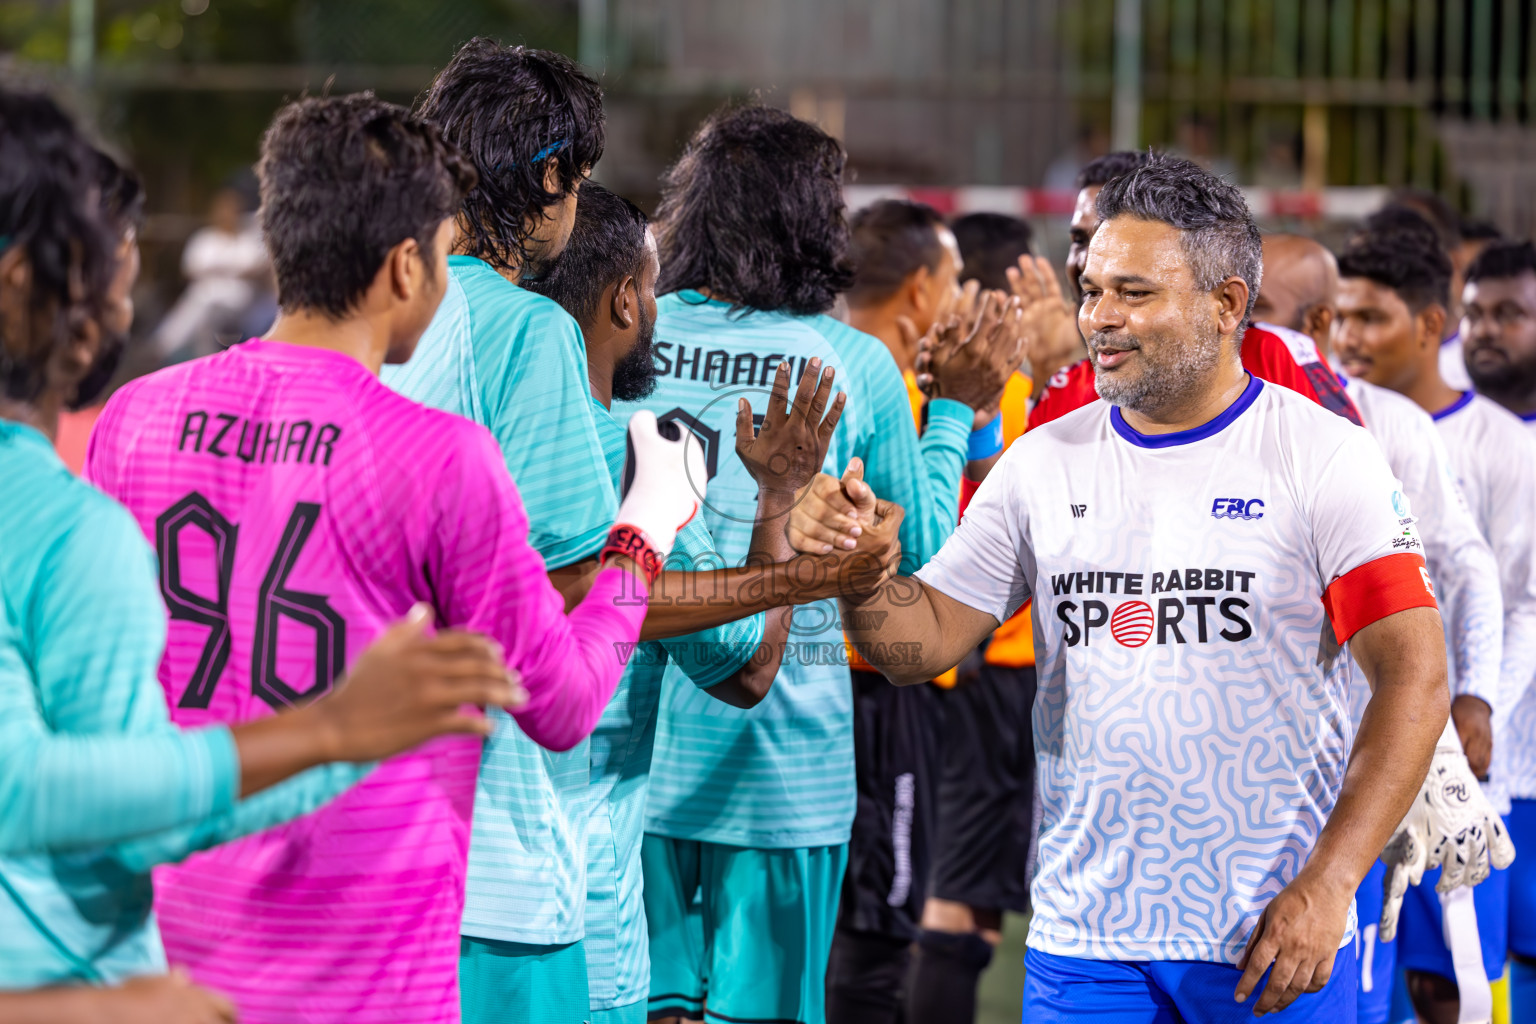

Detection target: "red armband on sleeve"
[1321, 553, 1439, 643]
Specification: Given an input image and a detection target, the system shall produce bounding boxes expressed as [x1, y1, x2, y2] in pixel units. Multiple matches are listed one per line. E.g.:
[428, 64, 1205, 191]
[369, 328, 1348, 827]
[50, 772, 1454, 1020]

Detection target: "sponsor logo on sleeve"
[1391, 490, 1410, 517]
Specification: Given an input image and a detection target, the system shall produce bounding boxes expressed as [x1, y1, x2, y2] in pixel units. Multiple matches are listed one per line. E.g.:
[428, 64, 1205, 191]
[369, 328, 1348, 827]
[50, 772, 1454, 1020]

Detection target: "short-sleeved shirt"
[87, 341, 641, 1021]
[584, 402, 764, 1011]
[915, 377, 1437, 963]
[383, 256, 622, 945]
[619, 291, 969, 848]
[1429, 392, 1536, 801]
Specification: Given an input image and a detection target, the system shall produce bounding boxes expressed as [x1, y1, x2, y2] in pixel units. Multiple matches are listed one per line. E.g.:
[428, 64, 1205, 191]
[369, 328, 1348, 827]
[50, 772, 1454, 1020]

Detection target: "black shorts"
[928, 662, 1037, 914]
[837, 670, 946, 942]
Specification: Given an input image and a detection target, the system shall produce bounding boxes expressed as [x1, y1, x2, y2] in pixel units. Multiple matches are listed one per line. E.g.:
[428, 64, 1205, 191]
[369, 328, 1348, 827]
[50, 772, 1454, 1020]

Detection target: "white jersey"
[1344, 377, 1502, 717]
[1434, 392, 1536, 799]
[915, 376, 1437, 964]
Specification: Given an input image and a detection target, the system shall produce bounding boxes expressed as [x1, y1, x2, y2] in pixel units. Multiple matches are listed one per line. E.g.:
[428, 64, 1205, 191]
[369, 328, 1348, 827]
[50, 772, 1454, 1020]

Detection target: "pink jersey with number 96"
[87, 340, 641, 1023]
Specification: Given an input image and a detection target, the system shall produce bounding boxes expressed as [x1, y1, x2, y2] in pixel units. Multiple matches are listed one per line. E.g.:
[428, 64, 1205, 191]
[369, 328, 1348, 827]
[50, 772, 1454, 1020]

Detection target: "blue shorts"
[1353, 861, 1397, 1024]
[1507, 798, 1536, 959]
[1021, 945, 1358, 1022]
[589, 1000, 645, 1024]
[1396, 843, 1510, 983]
[459, 936, 589, 1024]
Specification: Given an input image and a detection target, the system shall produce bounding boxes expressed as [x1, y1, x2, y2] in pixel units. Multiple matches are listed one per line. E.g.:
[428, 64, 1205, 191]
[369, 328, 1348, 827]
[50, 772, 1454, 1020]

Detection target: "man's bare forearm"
[840, 577, 995, 685]
[1299, 607, 1449, 898]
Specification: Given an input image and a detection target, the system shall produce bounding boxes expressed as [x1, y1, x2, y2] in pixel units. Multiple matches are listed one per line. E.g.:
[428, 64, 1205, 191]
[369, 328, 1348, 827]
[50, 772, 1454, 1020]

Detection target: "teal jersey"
[585, 402, 764, 1010]
[384, 256, 620, 944]
[614, 293, 969, 848]
[0, 422, 367, 986]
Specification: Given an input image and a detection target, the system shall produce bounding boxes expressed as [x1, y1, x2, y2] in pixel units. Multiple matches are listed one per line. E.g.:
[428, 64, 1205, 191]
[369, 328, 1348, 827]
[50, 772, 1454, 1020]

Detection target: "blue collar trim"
[1430, 391, 1474, 421]
[1110, 374, 1263, 449]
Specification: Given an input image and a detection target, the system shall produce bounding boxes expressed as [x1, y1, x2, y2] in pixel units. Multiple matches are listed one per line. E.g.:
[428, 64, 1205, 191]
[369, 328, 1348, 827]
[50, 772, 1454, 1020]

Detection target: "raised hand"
[918, 290, 1026, 428]
[787, 458, 870, 554]
[784, 457, 904, 596]
[735, 357, 845, 497]
[1007, 254, 1086, 382]
[619, 409, 709, 557]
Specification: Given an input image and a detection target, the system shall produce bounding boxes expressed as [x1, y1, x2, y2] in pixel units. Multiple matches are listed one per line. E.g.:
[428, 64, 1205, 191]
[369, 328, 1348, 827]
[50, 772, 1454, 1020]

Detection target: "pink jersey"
[86, 341, 643, 1023]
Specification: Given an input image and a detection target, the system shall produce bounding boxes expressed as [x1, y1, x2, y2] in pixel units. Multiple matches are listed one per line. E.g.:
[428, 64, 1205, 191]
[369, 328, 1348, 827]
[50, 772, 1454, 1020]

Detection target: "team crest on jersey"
[1391, 490, 1410, 517]
[1210, 497, 1265, 521]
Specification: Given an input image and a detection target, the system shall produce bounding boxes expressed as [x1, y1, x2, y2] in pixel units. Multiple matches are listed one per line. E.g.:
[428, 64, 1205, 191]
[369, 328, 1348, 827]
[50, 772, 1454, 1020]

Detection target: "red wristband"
[599, 523, 664, 586]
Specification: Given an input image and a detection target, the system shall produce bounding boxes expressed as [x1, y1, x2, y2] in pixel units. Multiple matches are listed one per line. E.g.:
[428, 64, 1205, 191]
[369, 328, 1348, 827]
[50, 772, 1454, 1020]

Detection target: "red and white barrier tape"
[845, 184, 1392, 220]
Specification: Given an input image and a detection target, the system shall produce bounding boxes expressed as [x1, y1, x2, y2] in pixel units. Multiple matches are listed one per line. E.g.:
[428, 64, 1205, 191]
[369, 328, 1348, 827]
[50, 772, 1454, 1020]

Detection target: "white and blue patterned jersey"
[1431, 393, 1536, 802]
[1342, 376, 1503, 730]
[915, 377, 1436, 964]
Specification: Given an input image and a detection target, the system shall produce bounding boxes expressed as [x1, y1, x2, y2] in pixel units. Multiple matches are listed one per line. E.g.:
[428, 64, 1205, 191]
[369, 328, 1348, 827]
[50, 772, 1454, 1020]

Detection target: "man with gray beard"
[832, 156, 1450, 1020]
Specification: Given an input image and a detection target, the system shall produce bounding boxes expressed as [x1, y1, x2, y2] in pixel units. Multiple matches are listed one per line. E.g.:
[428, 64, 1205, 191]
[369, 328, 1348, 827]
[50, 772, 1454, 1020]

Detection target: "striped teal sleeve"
[108, 761, 375, 873]
[852, 351, 968, 572]
[0, 710, 239, 855]
[0, 499, 241, 855]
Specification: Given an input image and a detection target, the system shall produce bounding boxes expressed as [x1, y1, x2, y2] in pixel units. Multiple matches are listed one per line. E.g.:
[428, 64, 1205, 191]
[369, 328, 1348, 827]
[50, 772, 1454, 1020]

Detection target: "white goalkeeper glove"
[1379, 716, 1516, 942]
[613, 409, 707, 561]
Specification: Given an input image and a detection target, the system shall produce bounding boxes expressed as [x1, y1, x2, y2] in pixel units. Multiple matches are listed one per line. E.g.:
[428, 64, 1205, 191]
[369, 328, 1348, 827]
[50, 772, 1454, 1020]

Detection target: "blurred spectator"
[1172, 113, 1237, 182]
[1042, 123, 1109, 192]
[1253, 129, 1302, 190]
[151, 184, 273, 360]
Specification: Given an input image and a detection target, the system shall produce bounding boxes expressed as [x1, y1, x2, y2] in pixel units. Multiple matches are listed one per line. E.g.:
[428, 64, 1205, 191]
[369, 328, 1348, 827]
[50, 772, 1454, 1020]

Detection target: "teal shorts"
[590, 1000, 646, 1024]
[641, 835, 849, 1024]
[460, 935, 590, 1024]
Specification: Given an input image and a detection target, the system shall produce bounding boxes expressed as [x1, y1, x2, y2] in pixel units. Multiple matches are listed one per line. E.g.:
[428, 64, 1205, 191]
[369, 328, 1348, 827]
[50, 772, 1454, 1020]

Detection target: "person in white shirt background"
[1334, 217, 1536, 1024]
[150, 183, 273, 360]
[1257, 231, 1513, 1024]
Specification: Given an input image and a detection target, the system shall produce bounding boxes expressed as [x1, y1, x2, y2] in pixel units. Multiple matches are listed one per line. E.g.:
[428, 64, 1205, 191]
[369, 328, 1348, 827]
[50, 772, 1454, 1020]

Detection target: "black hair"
[523, 182, 649, 329]
[1094, 154, 1263, 321]
[1356, 204, 1446, 254]
[420, 39, 605, 274]
[257, 93, 477, 319]
[1388, 188, 1463, 247]
[94, 147, 145, 236]
[0, 87, 115, 404]
[1337, 227, 1452, 312]
[1459, 219, 1503, 243]
[950, 212, 1033, 291]
[846, 200, 946, 304]
[1076, 150, 1152, 191]
[1465, 240, 1536, 285]
[655, 104, 854, 316]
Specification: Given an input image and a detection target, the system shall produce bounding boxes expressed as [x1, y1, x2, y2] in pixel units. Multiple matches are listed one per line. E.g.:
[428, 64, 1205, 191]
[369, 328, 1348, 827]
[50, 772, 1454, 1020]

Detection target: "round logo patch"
[1110, 601, 1155, 648]
[1392, 490, 1409, 517]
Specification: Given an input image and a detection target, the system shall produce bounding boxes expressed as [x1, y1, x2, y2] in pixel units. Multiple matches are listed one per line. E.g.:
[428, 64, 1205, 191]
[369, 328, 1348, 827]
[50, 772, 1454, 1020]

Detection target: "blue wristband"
[967, 415, 1004, 460]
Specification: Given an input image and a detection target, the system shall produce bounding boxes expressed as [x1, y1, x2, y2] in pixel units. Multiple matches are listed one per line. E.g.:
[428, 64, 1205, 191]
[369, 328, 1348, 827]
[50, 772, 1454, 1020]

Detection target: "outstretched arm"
[839, 571, 998, 686]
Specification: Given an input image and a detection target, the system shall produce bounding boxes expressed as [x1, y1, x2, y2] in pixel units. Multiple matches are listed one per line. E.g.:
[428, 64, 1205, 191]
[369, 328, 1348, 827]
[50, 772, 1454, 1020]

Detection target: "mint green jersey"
[384, 256, 619, 945]
[0, 422, 367, 986]
[615, 293, 969, 848]
[585, 402, 764, 1011]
